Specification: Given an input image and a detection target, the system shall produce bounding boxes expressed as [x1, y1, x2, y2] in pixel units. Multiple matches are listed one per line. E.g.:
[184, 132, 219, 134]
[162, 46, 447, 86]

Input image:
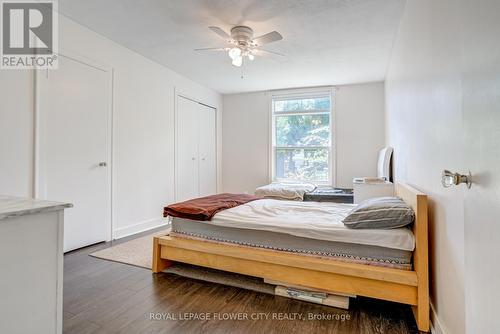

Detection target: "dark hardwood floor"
[64, 229, 419, 334]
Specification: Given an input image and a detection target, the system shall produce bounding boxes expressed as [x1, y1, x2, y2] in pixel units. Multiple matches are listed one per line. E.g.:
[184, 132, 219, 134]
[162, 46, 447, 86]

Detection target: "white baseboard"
[113, 218, 169, 240]
[430, 301, 448, 334]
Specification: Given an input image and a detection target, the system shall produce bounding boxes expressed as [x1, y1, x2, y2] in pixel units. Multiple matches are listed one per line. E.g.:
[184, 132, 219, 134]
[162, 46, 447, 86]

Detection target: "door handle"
[98, 162, 107, 167]
[201, 158, 206, 161]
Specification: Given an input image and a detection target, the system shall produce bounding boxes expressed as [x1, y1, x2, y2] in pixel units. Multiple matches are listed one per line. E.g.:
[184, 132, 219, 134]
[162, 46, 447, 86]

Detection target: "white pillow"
[255, 182, 316, 201]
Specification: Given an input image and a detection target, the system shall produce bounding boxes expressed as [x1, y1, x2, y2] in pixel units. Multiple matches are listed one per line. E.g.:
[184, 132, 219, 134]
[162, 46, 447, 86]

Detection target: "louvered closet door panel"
[176, 96, 199, 201]
[198, 104, 217, 196]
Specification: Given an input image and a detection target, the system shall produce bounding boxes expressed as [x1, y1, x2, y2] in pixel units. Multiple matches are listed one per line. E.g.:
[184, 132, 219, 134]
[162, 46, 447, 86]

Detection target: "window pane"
[275, 148, 329, 182]
[275, 114, 330, 147]
[274, 97, 330, 112]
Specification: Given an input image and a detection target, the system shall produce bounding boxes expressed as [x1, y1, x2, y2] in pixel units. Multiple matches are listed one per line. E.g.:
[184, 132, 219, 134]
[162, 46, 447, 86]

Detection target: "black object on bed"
[303, 187, 354, 203]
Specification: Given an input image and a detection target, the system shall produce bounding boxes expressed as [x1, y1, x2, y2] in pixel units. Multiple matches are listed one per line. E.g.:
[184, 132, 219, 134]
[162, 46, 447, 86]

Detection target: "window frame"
[269, 87, 335, 186]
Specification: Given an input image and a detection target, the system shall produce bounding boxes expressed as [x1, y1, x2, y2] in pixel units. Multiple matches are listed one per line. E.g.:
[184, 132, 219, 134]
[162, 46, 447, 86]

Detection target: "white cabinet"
[176, 96, 217, 201]
[0, 196, 71, 334]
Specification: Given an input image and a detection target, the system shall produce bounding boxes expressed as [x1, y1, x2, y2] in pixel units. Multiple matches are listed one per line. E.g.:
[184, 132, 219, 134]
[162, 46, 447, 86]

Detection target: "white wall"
[221, 82, 385, 193]
[335, 82, 385, 187]
[385, 1, 464, 333]
[222, 91, 270, 194]
[0, 14, 222, 238]
[0, 70, 34, 197]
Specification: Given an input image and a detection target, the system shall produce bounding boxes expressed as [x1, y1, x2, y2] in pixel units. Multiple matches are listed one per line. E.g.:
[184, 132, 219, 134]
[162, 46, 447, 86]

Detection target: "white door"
[38, 55, 111, 252]
[176, 96, 200, 201]
[198, 104, 217, 197]
[462, 2, 500, 332]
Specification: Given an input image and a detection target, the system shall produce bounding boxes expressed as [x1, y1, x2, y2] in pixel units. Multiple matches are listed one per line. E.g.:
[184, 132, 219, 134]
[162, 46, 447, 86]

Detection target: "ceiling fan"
[195, 26, 284, 67]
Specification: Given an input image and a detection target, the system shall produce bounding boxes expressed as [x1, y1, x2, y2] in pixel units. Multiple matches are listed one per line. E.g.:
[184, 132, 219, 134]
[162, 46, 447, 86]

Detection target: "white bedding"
[211, 199, 415, 251]
[255, 182, 316, 201]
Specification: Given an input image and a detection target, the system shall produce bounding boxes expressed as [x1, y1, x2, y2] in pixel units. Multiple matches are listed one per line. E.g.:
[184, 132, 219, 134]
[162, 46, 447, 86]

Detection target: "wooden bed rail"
[154, 235, 418, 305]
[395, 183, 430, 331]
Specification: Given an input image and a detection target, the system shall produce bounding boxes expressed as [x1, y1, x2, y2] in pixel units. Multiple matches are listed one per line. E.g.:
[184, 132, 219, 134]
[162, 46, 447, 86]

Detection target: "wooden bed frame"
[152, 183, 429, 332]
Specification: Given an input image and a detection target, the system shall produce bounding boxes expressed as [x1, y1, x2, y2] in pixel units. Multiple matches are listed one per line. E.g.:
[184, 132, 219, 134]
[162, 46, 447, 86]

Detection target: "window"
[271, 90, 333, 184]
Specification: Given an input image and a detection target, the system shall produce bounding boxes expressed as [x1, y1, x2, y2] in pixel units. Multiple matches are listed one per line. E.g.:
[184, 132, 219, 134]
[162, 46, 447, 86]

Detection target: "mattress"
[170, 199, 415, 270]
[212, 199, 414, 251]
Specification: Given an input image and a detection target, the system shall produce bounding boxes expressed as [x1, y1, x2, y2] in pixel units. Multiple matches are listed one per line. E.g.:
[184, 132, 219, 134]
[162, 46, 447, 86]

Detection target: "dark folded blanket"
[164, 193, 260, 221]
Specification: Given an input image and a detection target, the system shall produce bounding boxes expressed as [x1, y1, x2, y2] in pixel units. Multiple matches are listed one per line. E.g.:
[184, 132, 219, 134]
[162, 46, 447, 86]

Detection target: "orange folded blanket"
[164, 193, 260, 221]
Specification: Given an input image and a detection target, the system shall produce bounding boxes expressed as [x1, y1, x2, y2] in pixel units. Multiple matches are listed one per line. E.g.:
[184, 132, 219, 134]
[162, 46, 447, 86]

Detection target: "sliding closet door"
[176, 96, 200, 201]
[198, 104, 217, 196]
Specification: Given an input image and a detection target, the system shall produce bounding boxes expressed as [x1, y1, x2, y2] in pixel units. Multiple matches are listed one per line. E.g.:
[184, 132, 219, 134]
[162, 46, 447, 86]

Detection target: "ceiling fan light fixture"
[231, 55, 243, 67]
[199, 25, 284, 68]
[228, 47, 241, 60]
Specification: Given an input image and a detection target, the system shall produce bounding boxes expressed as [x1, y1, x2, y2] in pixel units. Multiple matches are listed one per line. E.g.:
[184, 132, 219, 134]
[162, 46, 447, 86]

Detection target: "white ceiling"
[59, 0, 406, 94]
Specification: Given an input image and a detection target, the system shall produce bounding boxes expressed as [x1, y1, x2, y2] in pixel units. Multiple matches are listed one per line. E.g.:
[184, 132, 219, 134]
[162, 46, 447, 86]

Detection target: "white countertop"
[0, 195, 72, 220]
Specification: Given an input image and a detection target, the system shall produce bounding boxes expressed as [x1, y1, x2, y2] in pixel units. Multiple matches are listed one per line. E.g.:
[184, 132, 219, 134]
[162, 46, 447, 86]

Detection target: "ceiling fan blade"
[208, 26, 231, 40]
[194, 47, 227, 52]
[252, 31, 283, 46]
[257, 48, 286, 57]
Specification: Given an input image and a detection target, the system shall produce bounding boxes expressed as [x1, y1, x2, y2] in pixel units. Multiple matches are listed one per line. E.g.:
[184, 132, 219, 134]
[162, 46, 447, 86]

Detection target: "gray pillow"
[343, 197, 414, 229]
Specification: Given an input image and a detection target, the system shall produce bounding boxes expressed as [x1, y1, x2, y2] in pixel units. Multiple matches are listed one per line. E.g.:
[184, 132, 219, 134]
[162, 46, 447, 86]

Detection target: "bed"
[152, 183, 429, 332]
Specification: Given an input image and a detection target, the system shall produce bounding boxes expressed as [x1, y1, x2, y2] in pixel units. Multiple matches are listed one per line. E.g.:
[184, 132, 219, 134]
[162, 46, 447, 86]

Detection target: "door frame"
[34, 49, 114, 242]
[174, 88, 218, 202]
